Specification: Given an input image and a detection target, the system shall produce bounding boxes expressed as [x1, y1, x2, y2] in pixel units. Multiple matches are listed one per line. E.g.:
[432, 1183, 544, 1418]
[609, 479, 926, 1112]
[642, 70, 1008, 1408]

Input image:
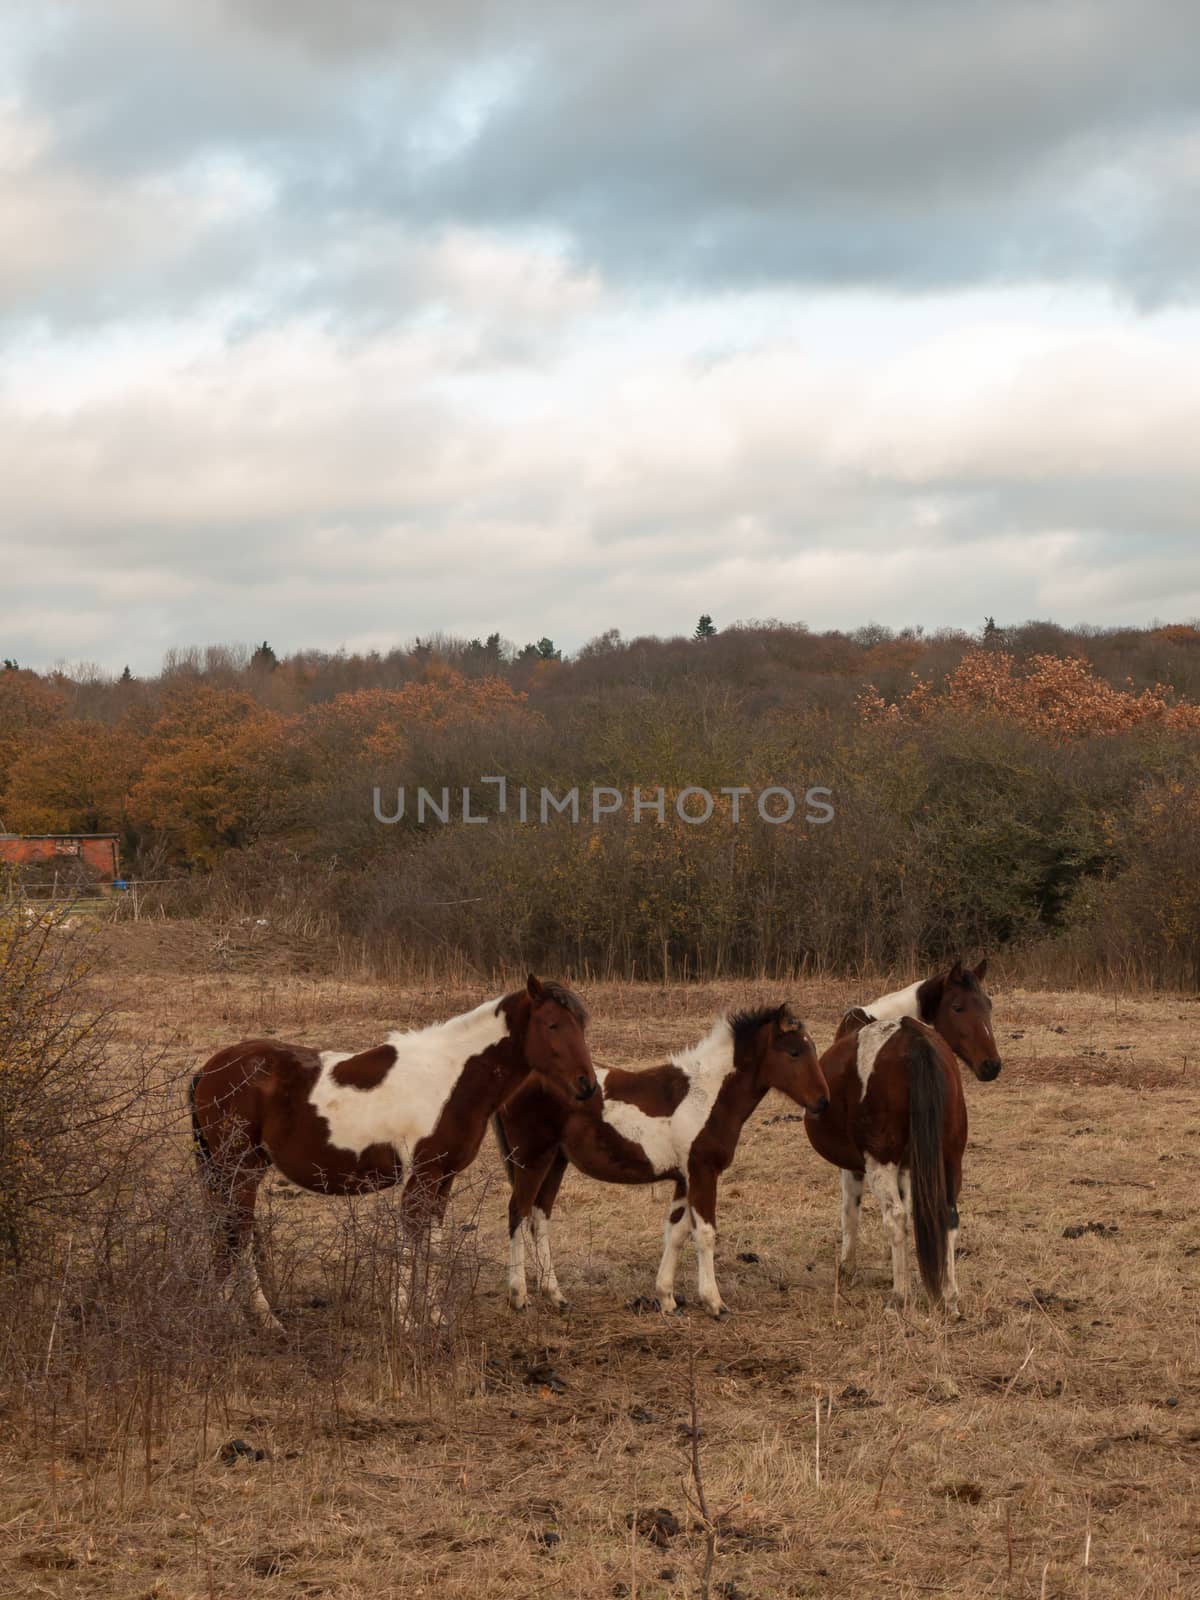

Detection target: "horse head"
[515, 974, 599, 1104]
[920, 958, 1001, 1081]
[742, 1003, 829, 1114]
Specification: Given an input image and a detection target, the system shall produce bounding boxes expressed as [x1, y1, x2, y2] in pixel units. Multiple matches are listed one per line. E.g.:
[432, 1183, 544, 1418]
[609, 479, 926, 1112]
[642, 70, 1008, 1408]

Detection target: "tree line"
[2, 618, 1199, 985]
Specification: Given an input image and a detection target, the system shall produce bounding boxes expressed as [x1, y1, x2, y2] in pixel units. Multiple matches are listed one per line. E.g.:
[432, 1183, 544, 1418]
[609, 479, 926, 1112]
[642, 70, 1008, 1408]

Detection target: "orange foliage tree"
[4, 720, 141, 835]
[0, 671, 67, 815]
[858, 649, 1200, 739]
[128, 688, 291, 866]
[293, 667, 535, 763]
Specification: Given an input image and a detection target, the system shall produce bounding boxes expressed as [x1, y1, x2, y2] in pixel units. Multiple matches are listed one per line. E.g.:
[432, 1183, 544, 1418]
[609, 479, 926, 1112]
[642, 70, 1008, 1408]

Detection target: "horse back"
[601, 1062, 690, 1117]
[192, 1038, 321, 1157]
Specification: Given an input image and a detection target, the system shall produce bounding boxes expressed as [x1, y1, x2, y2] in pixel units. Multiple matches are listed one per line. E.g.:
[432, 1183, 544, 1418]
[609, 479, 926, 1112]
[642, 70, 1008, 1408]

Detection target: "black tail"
[189, 1072, 215, 1181]
[907, 1035, 949, 1301]
[491, 1113, 517, 1185]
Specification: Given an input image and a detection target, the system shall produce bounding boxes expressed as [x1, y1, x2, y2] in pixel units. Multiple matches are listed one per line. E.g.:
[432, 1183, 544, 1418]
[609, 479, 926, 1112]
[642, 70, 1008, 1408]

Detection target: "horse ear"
[526, 973, 544, 1001]
[948, 958, 965, 983]
[776, 1004, 801, 1034]
[973, 957, 988, 982]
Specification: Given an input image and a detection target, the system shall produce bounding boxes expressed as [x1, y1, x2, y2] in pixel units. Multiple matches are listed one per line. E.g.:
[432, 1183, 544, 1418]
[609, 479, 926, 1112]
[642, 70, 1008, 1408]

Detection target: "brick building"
[0, 834, 121, 882]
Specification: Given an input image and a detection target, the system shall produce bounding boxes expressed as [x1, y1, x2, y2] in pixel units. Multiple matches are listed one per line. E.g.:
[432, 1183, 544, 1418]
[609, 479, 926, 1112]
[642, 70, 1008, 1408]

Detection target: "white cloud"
[3, 2, 1200, 670]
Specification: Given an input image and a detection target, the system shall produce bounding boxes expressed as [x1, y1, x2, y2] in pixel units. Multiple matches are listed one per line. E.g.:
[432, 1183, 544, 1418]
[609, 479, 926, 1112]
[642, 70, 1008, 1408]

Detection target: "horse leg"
[654, 1178, 690, 1314]
[220, 1168, 283, 1335]
[839, 1169, 865, 1279]
[865, 1155, 908, 1306]
[528, 1150, 570, 1312]
[506, 1149, 556, 1312]
[944, 1155, 963, 1317]
[898, 1166, 913, 1259]
[687, 1164, 728, 1319]
[423, 1172, 459, 1328]
[397, 1166, 450, 1324]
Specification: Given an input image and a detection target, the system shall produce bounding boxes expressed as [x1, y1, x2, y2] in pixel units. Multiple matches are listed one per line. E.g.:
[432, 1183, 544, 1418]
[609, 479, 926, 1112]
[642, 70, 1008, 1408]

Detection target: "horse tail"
[492, 1113, 517, 1186]
[189, 1071, 217, 1185]
[907, 1033, 949, 1302]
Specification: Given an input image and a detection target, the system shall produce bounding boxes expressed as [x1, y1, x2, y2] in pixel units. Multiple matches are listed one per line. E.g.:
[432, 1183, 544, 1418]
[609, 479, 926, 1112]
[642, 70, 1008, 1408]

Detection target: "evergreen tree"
[694, 614, 717, 640]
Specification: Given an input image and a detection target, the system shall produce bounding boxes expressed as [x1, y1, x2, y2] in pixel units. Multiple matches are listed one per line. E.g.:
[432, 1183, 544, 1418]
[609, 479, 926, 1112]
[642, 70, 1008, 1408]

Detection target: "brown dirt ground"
[3, 964, 1199, 1599]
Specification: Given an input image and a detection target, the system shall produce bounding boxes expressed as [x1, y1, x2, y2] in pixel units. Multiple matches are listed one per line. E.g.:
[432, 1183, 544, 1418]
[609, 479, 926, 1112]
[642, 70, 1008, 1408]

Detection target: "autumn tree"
[128, 688, 291, 865]
[0, 671, 67, 815]
[859, 648, 1200, 739]
[4, 720, 141, 835]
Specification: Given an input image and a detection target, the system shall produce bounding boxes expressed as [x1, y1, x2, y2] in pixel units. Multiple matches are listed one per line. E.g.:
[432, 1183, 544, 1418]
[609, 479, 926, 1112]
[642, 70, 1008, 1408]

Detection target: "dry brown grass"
[2, 962, 1198, 1599]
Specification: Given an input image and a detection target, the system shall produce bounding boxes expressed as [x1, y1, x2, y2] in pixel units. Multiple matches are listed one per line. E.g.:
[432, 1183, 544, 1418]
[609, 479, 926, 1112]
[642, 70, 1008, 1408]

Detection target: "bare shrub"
[252, 1162, 493, 1403]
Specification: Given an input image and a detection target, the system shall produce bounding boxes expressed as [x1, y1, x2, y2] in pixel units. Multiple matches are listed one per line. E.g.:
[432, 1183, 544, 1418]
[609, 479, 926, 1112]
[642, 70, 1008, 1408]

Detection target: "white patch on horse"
[654, 1196, 691, 1312]
[856, 1018, 902, 1094]
[310, 997, 507, 1177]
[598, 1018, 736, 1178]
[863, 979, 922, 1021]
[529, 1205, 564, 1306]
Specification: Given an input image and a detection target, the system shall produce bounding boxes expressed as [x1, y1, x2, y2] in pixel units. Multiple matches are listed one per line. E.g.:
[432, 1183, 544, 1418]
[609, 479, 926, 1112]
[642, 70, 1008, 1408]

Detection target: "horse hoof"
[552, 1299, 571, 1317]
[706, 1303, 730, 1321]
[508, 1299, 528, 1315]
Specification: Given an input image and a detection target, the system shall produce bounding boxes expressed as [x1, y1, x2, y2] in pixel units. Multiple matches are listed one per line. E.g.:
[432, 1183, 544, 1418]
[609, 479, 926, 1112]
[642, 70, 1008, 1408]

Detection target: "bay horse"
[804, 960, 1001, 1313]
[494, 1005, 828, 1319]
[189, 976, 597, 1333]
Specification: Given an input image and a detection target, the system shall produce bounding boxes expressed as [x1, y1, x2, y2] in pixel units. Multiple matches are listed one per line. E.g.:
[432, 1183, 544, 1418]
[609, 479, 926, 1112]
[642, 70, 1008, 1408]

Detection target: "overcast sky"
[4, 0, 1200, 674]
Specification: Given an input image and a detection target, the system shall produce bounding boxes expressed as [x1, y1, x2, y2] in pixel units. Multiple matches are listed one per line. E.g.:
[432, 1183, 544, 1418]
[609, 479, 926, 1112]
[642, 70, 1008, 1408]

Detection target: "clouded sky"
[4, 0, 1200, 672]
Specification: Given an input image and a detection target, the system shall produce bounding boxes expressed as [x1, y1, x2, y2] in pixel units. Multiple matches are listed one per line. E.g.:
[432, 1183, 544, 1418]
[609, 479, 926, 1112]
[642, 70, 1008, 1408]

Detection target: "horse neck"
[708, 1054, 767, 1143]
[457, 1036, 531, 1115]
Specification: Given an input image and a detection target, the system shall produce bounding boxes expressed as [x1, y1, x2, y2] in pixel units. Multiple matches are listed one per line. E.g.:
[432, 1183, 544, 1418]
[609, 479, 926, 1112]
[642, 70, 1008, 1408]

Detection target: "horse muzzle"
[575, 1077, 598, 1102]
[807, 1095, 830, 1117]
[976, 1059, 1002, 1082]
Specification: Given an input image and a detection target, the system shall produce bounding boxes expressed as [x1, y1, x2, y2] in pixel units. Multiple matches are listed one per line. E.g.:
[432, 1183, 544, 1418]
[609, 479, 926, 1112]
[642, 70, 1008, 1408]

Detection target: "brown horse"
[495, 1005, 828, 1319]
[189, 976, 597, 1332]
[805, 960, 1000, 1313]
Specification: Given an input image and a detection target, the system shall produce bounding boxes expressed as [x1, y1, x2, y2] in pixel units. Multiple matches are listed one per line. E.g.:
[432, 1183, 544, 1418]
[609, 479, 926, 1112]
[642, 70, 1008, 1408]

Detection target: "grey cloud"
[15, 1, 1200, 311]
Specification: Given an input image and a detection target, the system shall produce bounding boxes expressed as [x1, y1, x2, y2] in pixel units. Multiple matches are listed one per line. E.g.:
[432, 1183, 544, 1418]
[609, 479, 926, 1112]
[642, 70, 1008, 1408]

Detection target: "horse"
[494, 1004, 829, 1320]
[189, 975, 597, 1333]
[804, 960, 1001, 1314]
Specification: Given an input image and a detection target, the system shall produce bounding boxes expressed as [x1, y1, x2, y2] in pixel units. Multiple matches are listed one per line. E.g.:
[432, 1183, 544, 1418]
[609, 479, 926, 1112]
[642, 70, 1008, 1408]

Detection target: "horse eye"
[952, 1003, 964, 1014]
[546, 1021, 559, 1031]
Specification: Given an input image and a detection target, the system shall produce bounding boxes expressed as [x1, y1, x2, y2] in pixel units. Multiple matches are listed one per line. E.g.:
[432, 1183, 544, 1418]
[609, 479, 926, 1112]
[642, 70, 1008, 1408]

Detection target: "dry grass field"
[3, 940, 1198, 1599]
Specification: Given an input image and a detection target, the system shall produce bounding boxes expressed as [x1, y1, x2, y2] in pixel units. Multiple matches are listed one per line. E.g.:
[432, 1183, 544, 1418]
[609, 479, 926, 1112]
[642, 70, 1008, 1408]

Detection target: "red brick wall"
[0, 836, 119, 881]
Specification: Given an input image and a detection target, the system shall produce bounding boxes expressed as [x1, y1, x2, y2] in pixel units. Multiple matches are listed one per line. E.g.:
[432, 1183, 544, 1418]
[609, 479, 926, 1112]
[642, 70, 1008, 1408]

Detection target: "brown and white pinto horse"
[189, 976, 597, 1332]
[495, 1006, 828, 1319]
[804, 960, 1000, 1313]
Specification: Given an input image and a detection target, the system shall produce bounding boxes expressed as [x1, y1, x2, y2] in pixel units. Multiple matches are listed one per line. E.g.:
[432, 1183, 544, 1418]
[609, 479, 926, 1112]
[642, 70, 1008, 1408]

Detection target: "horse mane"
[499, 980, 589, 1027]
[727, 1005, 788, 1052]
